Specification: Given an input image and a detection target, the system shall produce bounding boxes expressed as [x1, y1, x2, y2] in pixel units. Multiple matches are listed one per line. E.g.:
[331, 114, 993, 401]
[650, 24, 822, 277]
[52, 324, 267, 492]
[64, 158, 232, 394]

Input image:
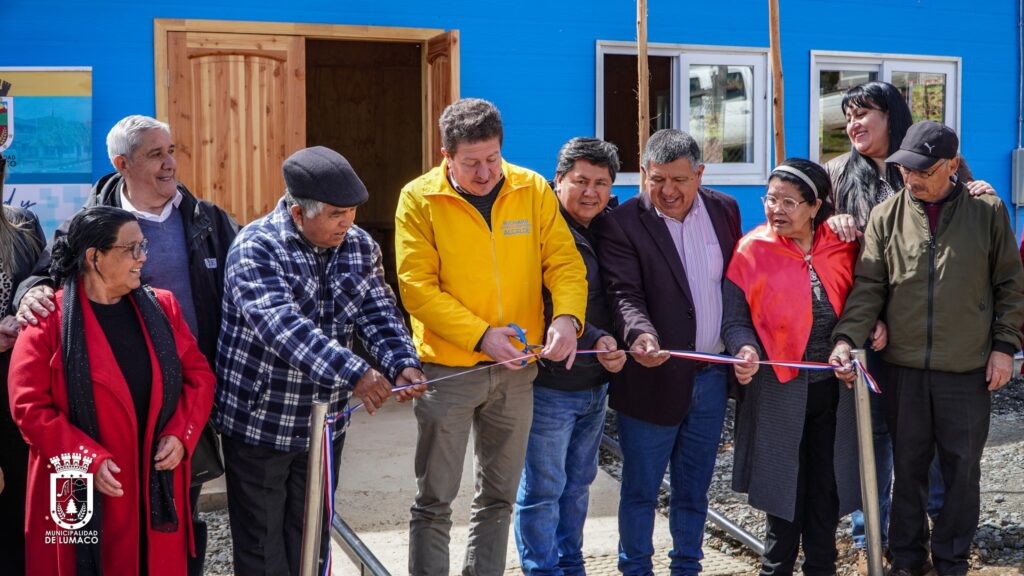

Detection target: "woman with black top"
[0, 152, 45, 576]
[723, 159, 881, 576]
[9, 206, 214, 576]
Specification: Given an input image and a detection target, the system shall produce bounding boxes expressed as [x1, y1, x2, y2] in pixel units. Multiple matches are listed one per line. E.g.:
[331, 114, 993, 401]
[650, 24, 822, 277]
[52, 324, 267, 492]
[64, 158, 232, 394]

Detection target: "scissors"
[508, 323, 543, 366]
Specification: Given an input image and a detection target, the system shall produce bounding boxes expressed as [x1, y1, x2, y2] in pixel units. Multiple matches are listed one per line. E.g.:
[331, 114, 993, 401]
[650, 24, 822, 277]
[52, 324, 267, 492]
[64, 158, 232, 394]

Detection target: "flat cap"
[283, 146, 368, 207]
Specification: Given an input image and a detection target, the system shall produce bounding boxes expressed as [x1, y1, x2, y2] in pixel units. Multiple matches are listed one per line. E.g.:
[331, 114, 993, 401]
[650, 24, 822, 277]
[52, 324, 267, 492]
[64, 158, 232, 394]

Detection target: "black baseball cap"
[886, 120, 959, 171]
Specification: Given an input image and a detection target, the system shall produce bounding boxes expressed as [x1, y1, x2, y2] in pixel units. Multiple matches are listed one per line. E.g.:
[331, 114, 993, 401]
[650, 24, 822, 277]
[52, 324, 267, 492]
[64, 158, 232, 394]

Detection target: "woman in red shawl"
[722, 159, 885, 576]
[9, 206, 214, 575]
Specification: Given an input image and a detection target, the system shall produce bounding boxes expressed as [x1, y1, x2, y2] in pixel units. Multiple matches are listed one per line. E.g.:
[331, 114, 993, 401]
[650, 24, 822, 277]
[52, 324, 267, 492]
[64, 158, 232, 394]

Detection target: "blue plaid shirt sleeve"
[355, 241, 421, 382]
[225, 235, 371, 391]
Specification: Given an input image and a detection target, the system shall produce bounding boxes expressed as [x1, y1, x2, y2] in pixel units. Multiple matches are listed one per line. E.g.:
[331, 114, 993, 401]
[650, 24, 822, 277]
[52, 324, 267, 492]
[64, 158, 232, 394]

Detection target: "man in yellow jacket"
[396, 98, 588, 576]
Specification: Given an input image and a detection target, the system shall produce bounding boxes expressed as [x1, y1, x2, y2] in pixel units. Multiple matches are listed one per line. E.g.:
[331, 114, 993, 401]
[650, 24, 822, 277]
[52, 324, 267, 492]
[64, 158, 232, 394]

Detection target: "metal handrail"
[300, 402, 329, 576]
[852, 349, 884, 576]
[600, 433, 765, 556]
[331, 512, 392, 576]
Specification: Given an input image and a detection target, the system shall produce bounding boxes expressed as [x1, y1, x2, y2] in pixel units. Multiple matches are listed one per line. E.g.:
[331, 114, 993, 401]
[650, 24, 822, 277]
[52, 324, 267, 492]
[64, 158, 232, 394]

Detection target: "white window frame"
[809, 50, 962, 164]
[596, 40, 771, 186]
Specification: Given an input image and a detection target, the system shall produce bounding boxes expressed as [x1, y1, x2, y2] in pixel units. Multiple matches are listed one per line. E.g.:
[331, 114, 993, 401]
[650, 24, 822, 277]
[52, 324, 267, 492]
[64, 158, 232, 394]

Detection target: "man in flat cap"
[830, 121, 1024, 576]
[216, 145, 426, 575]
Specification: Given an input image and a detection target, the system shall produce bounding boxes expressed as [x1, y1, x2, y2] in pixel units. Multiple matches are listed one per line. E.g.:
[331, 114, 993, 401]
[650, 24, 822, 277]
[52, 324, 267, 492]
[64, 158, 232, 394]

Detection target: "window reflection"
[891, 71, 947, 123]
[689, 65, 754, 164]
[818, 70, 878, 163]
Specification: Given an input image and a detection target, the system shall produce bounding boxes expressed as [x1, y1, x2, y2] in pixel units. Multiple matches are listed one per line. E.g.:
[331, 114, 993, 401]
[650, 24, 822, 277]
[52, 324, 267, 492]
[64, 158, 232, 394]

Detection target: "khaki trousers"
[409, 362, 537, 576]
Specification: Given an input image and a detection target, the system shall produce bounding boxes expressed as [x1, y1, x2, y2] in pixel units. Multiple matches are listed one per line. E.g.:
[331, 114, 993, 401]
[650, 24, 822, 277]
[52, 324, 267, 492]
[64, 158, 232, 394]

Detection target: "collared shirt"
[215, 198, 420, 451]
[120, 187, 183, 223]
[655, 194, 724, 353]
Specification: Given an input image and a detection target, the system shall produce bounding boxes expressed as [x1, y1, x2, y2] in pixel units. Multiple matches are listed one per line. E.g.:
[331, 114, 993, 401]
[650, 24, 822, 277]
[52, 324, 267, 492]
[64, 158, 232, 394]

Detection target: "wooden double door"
[155, 19, 459, 226]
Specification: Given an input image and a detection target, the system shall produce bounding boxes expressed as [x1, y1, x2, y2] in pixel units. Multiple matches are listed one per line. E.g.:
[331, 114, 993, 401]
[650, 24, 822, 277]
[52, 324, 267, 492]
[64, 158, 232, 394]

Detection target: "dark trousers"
[885, 366, 990, 576]
[0, 425, 28, 576]
[761, 378, 840, 576]
[223, 433, 345, 576]
[187, 484, 206, 576]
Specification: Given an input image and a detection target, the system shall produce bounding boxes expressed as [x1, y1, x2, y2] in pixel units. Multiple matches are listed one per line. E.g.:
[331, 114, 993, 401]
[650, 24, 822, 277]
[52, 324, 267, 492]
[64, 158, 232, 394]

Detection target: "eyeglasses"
[899, 160, 947, 179]
[108, 238, 149, 260]
[761, 195, 808, 214]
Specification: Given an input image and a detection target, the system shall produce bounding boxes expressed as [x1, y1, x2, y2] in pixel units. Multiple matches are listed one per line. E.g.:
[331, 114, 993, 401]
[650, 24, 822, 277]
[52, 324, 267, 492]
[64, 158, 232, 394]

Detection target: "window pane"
[688, 65, 754, 164]
[890, 71, 947, 123]
[819, 69, 878, 163]
[603, 54, 673, 173]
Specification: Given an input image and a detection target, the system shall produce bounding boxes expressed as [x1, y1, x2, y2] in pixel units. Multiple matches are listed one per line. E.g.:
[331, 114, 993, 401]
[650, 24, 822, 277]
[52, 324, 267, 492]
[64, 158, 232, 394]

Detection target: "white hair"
[284, 190, 325, 218]
[106, 115, 171, 166]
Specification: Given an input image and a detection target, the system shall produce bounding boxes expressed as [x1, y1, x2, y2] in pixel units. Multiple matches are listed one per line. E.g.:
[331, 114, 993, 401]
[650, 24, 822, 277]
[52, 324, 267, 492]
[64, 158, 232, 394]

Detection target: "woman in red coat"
[9, 206, 215, 576]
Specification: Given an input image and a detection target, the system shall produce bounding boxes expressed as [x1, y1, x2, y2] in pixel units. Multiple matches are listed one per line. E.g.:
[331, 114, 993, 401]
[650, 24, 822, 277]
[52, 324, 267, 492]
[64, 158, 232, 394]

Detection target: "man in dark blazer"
[596, 129, 741, 576]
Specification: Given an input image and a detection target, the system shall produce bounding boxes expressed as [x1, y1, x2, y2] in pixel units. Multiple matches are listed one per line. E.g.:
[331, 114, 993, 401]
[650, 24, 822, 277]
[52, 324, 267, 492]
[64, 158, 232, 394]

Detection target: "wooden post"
[768, 0, 786, 163]
[637, 0, 649, 192]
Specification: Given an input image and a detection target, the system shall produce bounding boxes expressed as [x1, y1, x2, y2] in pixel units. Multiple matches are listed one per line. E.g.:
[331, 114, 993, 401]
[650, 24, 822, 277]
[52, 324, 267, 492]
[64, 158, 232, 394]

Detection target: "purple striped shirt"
[655, 194, 724, 353]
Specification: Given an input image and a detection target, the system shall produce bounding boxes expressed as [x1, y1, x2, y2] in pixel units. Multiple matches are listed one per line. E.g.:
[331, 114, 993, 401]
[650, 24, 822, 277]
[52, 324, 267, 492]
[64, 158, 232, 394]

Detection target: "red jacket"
[9, 287, 215, 576]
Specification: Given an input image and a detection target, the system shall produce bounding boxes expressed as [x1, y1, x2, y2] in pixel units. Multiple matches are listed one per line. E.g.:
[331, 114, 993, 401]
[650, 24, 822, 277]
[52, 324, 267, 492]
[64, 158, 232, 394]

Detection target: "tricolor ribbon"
[317, 350, 536, 570]
[661, 350, 882, 394]
[316, 345, 880, 559]
[321, 415, 337, 576]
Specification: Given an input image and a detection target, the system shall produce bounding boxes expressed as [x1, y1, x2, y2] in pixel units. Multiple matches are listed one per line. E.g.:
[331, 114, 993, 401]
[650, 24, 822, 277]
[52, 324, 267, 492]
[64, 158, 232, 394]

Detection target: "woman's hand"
[0, 316, 19, 353]
[15, 285, 56, 327]
[966, 179, 996, 197]
[870, 320, 888, 351]
[825, 214, 862, 243]
[95, 459, 124, 497]
[734, 345, 760, 384]
[154, 435, 186, 471]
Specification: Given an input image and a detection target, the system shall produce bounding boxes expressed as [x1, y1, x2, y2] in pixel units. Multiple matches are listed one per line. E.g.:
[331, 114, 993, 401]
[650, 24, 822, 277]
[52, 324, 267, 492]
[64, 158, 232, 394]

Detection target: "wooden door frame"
[154, 18, 459, 172]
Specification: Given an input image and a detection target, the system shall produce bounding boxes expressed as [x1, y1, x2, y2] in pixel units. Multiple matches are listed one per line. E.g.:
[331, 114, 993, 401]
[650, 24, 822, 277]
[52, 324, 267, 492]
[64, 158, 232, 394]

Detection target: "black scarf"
[61, 280, 183, 575]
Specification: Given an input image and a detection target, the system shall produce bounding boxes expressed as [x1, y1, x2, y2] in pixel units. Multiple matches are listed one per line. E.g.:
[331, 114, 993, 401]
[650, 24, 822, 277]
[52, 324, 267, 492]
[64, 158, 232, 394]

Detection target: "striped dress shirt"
[655, 194, 724, 353]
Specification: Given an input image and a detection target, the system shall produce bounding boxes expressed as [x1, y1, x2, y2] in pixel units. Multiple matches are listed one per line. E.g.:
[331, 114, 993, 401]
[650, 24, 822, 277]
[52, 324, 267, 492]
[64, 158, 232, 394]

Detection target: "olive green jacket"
[833, 182, 1024, 372]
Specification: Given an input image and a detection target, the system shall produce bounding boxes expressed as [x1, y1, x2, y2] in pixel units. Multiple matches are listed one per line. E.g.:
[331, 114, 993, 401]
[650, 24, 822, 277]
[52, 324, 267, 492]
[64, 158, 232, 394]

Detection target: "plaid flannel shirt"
[215, 199, 420, 451]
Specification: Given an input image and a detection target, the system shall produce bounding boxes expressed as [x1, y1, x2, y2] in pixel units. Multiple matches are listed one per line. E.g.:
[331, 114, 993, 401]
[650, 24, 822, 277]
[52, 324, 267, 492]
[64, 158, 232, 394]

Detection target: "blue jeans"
[515, 384, 608, 576]
[616, 366, 728, 576]
[851, 388, 894, 548]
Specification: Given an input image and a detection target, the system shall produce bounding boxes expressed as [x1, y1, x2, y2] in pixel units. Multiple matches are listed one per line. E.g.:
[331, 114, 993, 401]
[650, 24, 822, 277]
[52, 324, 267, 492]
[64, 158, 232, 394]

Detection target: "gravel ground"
[200, 379, 1024, 575]
[603, 378, 1024, 575]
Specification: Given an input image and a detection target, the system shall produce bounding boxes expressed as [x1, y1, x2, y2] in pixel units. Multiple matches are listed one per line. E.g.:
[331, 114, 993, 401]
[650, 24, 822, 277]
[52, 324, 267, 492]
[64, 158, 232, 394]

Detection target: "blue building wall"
[3, 0, 1020, 232]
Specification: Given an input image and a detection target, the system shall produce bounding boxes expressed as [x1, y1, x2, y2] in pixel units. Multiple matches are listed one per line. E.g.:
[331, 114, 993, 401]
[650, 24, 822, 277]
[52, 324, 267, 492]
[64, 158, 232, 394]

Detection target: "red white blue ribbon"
[661, 349, 882, 394]
[321, 416, 337, 576]
[316, 344, 880, 560]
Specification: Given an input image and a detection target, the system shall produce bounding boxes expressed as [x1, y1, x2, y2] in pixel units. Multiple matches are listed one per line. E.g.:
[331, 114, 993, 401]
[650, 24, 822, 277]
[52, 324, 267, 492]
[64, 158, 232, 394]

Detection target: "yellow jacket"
[395, 159, 587, 367]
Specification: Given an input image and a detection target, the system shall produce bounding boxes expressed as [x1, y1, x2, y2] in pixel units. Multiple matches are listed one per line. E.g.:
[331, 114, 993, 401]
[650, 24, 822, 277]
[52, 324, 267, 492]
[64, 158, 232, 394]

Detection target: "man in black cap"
[215, 145, 426, 575]
[829, 120, 1024, 576]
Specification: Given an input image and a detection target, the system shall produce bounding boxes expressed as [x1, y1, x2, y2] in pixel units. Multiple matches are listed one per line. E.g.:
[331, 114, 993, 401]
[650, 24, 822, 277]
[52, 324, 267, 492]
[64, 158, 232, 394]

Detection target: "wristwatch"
[569, 315, 582, 332]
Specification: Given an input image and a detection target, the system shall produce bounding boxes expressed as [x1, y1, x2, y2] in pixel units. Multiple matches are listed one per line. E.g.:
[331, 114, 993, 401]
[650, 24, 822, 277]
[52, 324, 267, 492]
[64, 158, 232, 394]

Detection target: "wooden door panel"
[424, 31, 459, 170]
[168, 31, 304, 224]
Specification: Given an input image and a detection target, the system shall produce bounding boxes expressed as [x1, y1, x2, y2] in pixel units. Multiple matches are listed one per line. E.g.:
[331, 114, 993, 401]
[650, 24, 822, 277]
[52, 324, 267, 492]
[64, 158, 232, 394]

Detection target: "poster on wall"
[0, 67, 92, 242]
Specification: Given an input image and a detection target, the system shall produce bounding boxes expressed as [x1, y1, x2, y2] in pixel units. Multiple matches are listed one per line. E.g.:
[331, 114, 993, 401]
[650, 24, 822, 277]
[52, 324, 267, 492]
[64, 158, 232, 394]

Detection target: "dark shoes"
[886, 562, 935, 576]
